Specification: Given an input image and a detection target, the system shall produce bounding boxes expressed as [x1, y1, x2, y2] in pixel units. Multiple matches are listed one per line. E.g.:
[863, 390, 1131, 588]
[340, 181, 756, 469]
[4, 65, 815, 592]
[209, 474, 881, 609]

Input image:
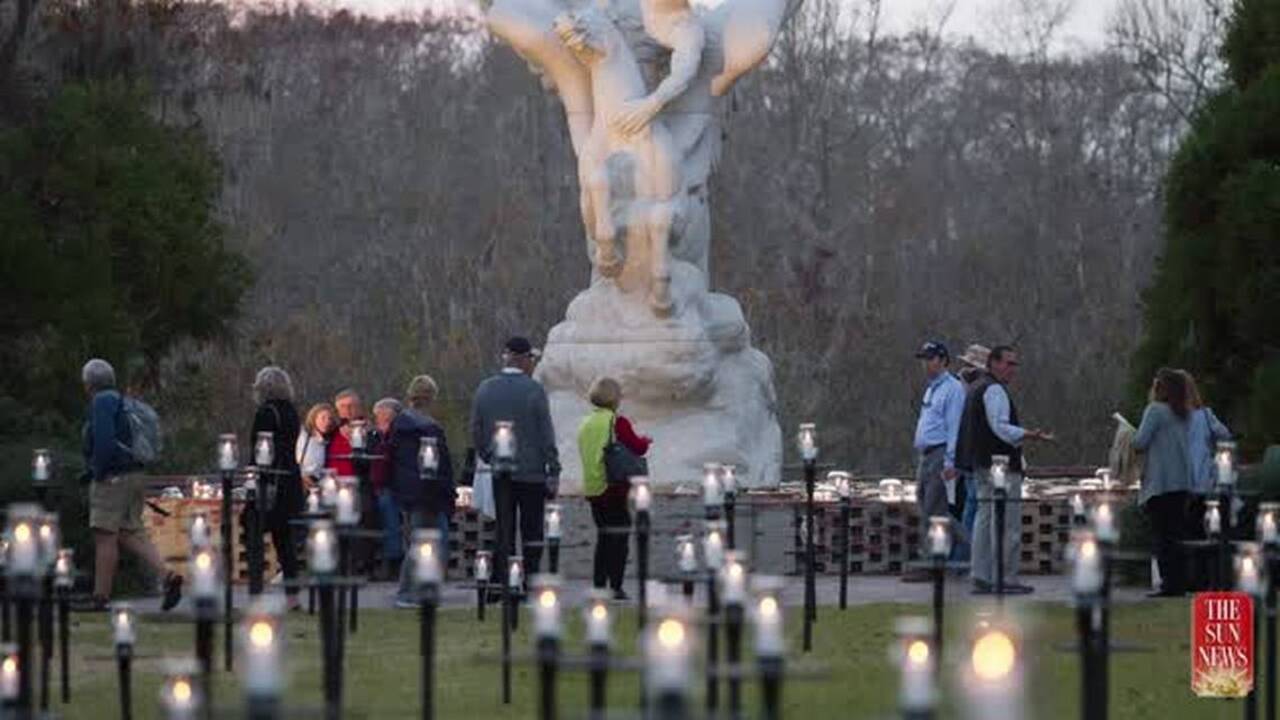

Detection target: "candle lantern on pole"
[753, 577, 786, 720]
[1258, 502, 1280, 720]
[501, 555, 523, 704]
[990, 455, 1010, 596]
[307, 520, 342, 717]
[532, 576, 562, 720]
[36, 511, 58, 712]
[631, 477, 653, 630]
[1069, 531, 1105, 720]
[675, 535, 698, 603]
[1205, 500, 1224, 589]
[54, 548, 73, 703]
[243, 466, 266, 596]
[254, 432, 274, 468]
[796, 422, 818, 652]
[1070, 494, 1087, 528]
[721, 465, 738, 549]
[1237, 543, 1264, 720]
[319, 469, 339, 510]
[1, 646, 19, 714]
[412, 529, 443, 720]
[703, 463, 724, 522]
[190, 544, 220, 711]
[704, 519, 727, 714]
[159, 659, 203, 720]
[721, 551, 748, 719]
[216, 433, 238, 672]
[241, 598, 284, 720]
[545, 503, 562, 574]
[963, 622, 1022, 720]
[113, 604, 136, 720]
[829, 471, 852, 610]
[895, 617, 936, 720]
[6, 503, 43, 714]
[474, 550, 492, 621]
[926, 516, 951, 661]
[584, 590, 611, 719]
[648, 607, 693, 720]
[31, 449, 52, 507]
[1216, 441, 1238, 590]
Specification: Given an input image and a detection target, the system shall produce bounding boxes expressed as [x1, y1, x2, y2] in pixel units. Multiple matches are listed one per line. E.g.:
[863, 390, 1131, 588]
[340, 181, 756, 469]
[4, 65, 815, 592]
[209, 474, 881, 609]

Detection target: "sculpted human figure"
[611, 0, 706, 137]
[554, 4, 683, 316]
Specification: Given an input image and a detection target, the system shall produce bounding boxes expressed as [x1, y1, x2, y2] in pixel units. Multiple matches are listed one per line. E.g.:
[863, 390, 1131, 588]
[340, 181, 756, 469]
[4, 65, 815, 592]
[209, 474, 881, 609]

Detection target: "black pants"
[589, 485, 631, 591]
[494, 479, 546, 586]
[1146, 491, 1190, 594]
[265, 506, 300, 597]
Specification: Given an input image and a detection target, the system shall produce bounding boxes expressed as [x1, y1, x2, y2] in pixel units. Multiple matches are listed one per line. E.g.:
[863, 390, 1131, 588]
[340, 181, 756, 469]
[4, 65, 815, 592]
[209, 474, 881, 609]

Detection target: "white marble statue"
[487, 0, 796, 490]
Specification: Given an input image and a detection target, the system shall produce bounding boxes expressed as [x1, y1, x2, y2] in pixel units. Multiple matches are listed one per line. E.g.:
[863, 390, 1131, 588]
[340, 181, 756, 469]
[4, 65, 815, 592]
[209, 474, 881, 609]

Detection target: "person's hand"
[942, 467, 958, 481]
[1027, 429, 1056, 442]
[611, 96, 662, 136]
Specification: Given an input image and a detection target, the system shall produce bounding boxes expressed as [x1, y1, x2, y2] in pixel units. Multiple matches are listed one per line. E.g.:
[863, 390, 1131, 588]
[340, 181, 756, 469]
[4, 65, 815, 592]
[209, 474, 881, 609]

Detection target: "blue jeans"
[377, 492, 403, 561]
[396, 509, 451, 603]
[951, 472, 976, 563]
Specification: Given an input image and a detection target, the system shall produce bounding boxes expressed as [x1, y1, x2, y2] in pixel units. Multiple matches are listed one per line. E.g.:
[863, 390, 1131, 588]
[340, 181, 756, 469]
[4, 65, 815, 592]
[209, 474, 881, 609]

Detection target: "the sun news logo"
[1192, 592, 1254, 698]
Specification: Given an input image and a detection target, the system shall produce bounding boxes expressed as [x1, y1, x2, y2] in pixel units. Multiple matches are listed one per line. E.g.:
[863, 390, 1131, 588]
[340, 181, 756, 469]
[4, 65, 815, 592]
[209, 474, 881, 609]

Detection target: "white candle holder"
[1069, 530, 1103, 597]
[927, 516, 951, 559]
[990, 455, 1010, 491]
[545, 503, 562, 541]
[474, 550, 492, 583]
[703, 463, 724, 511]
[720, 551, 748, 606]
[894, 616, 935, 713]
[1205, 500, 1222, 537]
[1237, 543, 1265, 597]
[54, 548, 74, 590]
[630, 476, 652, 513]
[5, 503, 43, 577]
[878, 478, 904, 503]
[675, 535, 698, 574]
[111, 603, 137, 647]
[531, 575, 562, 640]
[191, 546, 220, 601]
[964, 623, 1022, 719]
[704, 520, 726, 570]
[412, 528, 443, 587]
[37, 513, 59, 568]
[305, 487, 321, 514]
[307, 521, 338, 576]
[1216, 441, 1238, 488]
[493, 421, 517, 463]
[796, 423, 818, 462]
[507, 556, 524, 592]
[335, 476, 360, 526]
[159, 659, 202, 720]
[31, 449, 52, 485]
[0, 646, 18, 702]
[348, 420, 368, 452]
[584, 589, 612, 647]
[720, 465, 738, 498]
[1095, 467, 1113, 492]
[217, 434, 239, 473]
[1092, 502, 1119, 544]
[1259, 502, 1280, 547]
[254, 432, 274, 468]
[647, 609, 693, 697]
[240, 597, 284, 699]
[752, 577, 786, 658]
[418, 436, 439, 477]
[828, 471, 852, 500]
[319, 469, 339, 509]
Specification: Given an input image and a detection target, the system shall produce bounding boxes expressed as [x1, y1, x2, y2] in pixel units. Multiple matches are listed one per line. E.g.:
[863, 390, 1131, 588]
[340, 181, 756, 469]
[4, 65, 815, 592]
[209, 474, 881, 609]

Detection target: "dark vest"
[957, 375, 1024, 473]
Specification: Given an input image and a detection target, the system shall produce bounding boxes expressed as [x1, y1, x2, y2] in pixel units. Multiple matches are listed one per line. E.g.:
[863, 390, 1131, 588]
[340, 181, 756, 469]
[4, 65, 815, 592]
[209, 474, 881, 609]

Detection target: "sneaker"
[997, 583, 1034, 595]
[971, 579, 993, 595]
[394, 598, 419, 609]
[611, 588, 630, 602]
[161, 574, 184, 611]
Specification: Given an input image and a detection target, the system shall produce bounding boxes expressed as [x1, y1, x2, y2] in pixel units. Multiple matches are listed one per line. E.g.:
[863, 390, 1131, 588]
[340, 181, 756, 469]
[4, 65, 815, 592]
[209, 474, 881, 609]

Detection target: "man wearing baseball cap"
[904, 341, 967, 581]
[470, 336, 561, 592]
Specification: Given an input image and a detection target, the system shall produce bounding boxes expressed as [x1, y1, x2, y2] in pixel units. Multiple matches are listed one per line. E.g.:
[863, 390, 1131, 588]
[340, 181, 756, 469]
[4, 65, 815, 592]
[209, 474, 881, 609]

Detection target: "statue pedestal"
[535, 263, 782, 492]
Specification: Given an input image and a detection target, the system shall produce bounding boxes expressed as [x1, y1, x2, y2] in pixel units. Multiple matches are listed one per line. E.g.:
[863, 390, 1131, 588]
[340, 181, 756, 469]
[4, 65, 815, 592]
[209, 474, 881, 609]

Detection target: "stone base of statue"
[536, 261, 783, 492]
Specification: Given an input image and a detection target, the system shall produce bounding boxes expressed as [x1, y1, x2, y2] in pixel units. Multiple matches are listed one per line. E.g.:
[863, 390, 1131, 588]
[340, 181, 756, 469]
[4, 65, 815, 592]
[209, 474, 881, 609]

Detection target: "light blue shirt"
[982, 383, 1026, 446]
[1187, 407, 1231, 494]
[913, 371, 965, 469]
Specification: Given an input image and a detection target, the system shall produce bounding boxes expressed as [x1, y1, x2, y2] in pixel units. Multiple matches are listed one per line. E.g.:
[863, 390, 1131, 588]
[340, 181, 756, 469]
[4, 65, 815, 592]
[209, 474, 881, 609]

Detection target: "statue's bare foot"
[650, 277, 674, 317]
[596, 246, 623, 277]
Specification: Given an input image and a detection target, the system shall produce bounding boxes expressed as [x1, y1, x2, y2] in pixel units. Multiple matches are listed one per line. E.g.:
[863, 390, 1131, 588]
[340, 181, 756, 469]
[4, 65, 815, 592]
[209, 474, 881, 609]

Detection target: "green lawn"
[56, 600, 1243, 719]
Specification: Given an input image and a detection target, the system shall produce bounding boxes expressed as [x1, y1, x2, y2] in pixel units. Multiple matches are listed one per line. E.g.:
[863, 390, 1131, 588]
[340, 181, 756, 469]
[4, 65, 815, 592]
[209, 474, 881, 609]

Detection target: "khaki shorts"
[90, 474, 147, 533]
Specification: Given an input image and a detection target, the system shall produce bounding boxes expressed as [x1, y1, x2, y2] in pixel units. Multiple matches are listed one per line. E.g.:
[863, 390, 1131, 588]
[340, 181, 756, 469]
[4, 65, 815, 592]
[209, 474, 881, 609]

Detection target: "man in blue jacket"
[394, 375, 455, 607]
[80, 358, 182, 611]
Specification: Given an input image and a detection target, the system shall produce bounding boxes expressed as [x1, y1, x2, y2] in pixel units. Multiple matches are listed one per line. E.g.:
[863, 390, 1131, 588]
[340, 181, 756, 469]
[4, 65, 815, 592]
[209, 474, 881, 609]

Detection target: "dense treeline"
[0, 0, 1230, 475]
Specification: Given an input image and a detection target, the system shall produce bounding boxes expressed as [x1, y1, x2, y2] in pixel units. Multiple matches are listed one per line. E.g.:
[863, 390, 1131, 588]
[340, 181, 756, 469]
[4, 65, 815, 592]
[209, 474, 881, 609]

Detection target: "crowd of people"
[909, 341, 1231, 597]
[78, 336, 649, 609]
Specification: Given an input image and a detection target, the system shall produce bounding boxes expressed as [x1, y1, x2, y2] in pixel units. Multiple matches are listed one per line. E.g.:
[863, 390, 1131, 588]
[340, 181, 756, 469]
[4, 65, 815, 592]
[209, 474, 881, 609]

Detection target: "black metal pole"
[221, 469, 235, 672]
[1100, 544, 1112, 720]
[994, 487, 1006, 598]
[477, 581, 486, 623]
[803, 459, 816, 652]
[501, 588, 512, 705]
[549, 539, 560, 575]
[39, 574, 52, 712]
[760, 656, 783, 720]
[247, 485, 264, 596]
[337, 538, 349, 646]
[196, 598, 215, 720]
[538, 636, 558, 720]
[420, 585, 438, 720]
[637, 510, 650, 631]
[117, 645, 133, 720]
[319, 583, 340, 720]
[682, 579, 695, 605]
[932, 557, 945, 667]
[589, 643, 607, 720]
[309, 585, 316, 616]
[1220, 490, 1233, 591]
[706, 575, 720, 716]
[726, 496, 737, 550]
[1267, 554, 1277, 720]
[57, 589, 69, 703]
[726, 603, 744, 720]
[16, 592, 33, 715]
[839, 497, 850, 611]
[1, 576, 10, 643]
[1249, 594, 1261, 720]
[1076, 601, 1096, 720]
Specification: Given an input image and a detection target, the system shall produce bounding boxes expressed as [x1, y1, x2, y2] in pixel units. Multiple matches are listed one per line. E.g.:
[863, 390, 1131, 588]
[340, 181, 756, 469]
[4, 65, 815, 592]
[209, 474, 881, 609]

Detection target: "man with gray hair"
[392, 376, 455, 607]
[470, 337, 560, 591]
[80, 358, 183, 611]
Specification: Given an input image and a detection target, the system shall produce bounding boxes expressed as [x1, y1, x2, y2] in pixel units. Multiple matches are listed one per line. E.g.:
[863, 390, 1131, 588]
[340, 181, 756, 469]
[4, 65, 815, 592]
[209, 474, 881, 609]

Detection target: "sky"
[322, 0, 1122, 50]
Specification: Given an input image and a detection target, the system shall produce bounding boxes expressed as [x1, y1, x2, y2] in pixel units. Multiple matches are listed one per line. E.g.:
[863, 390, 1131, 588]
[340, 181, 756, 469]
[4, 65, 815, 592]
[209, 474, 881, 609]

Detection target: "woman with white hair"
[250, 366, 304, 610]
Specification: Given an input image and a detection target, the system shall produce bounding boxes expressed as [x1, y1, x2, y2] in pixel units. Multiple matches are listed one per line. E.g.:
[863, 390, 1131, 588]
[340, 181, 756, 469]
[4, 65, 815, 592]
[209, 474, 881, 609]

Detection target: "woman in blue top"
[1133, 368, 1194, 597]
[1179, 370, 1232, 495]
